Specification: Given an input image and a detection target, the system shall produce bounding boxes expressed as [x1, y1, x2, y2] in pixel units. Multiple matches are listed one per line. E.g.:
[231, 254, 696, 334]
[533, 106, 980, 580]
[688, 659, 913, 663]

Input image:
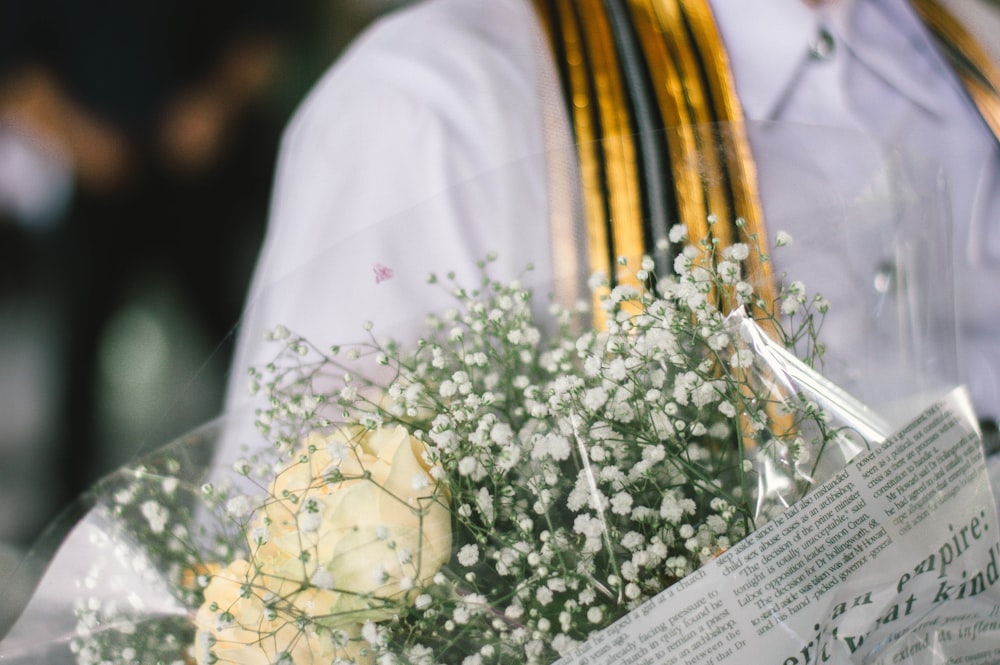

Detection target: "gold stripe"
[534, 0, 789, 443]
[966, 83, 1000, 140]
[629, 0, 774, 310]
[541, 0, 612, 319]
[535, 0, 776, 312]
[545, 0, 647, 324]
[628, 0, 710, 246]
[575, 0, 646, 287]
[532, 2, 588, 315]
[911, 0, 1000, 142]
[679, 1, 789, 438]
[682, 0, 775, 307]
[655, 0, 733, 250]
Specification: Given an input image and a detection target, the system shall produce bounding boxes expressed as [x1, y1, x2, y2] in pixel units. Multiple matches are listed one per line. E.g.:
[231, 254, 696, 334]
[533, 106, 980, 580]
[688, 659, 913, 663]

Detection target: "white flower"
[298, 510, 322, 533]
[489, 422, 513, 445]
[795, 439, 811, 465]
[140, 501, 168, 534]
[691, 381, 721, 408]
[621, 532, 645, 551]
[225, 495, 254, 519]
[781, 297, 801, 316]
[583, 354, 602, 377]
[532, 433, 571, 461]
[573, 514, 604, 539]
[587, 271, 608, 290]
[311, 567, 336, 590]
[114, 486, 137, 505]
[606, 358, 627, 381]
[716, 260, 741, 284]
[729, 349, 755, 369]
[457, 544, 480, 567]
[708, 331, 730, 351]
[610, 492, 633, 516]
[453, 606, 472, 625]
[251, 527, 269, 545]
[660, 495, 684, 523]
[500, 602, 524, 622]
[268, 325, 290, 340]
[725, 243, 750, 261]
[583, 387, 609, 411]
[707, 514, 728, 535]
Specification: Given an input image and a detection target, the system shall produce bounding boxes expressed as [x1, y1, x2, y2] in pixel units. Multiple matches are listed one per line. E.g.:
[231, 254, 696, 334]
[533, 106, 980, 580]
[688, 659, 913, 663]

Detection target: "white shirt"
[713, 0, 1000, 418]
[225, 0, 565, 428]
[224, 0, 1000, 457]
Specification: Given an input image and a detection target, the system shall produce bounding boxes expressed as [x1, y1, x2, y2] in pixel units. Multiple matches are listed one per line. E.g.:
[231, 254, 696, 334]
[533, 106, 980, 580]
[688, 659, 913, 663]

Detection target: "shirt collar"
[710, 0, 817, 121]
[710, 0, 951, 121]
[831, 0, 952, 116]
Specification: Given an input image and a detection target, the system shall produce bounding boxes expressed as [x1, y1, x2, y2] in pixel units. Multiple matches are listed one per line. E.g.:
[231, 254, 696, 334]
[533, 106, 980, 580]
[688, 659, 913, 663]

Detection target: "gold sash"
[532, 0, 1000, 320]
[912, 0, 1000, 142]
[532, 0, 772, 320]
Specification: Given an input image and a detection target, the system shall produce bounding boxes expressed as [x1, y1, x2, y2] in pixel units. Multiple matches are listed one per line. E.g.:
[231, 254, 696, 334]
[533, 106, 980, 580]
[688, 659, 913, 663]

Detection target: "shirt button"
[809, 26, 837, 60]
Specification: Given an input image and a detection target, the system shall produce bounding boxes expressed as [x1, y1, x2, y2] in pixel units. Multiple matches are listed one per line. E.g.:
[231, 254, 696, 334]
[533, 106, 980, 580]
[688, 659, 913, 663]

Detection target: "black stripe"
[605, 0, 677, 275]
[569, 0, 621, 275]
[676, 3, 741, 242]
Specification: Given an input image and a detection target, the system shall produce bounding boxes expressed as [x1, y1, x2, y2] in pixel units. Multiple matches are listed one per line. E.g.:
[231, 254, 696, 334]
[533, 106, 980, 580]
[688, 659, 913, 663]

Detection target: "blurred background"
[0, 0, 412, 602]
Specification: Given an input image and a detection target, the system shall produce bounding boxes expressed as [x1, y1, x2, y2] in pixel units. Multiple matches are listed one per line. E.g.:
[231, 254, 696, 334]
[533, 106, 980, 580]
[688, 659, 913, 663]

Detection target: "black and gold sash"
[913, 0, 1000, 141]
[531, 0, 772, 317]
[532, 0, 1000, 317]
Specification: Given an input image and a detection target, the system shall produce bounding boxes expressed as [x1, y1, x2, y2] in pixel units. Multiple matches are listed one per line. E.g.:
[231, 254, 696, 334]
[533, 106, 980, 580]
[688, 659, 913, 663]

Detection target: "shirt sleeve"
[224, 0, 558, 411]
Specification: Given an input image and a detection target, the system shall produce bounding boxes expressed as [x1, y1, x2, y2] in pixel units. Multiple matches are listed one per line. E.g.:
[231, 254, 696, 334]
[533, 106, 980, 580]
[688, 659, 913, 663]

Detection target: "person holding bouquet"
[6, 2, 1000, 664]
[226, 0, 1000, 440]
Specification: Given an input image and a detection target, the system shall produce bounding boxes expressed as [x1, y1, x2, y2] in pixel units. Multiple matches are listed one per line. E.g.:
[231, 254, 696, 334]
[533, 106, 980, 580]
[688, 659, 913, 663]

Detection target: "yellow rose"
[252, 424, 451, 623]
[193, 559, 373, 665]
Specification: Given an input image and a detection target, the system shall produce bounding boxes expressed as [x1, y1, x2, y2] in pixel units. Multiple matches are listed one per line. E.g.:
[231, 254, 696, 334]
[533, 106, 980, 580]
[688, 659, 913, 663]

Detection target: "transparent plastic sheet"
[0, 418, 230, 664]
[723, 308, 892, 523]
[741, 122, 959, 422]
[0, 123, 994, 664]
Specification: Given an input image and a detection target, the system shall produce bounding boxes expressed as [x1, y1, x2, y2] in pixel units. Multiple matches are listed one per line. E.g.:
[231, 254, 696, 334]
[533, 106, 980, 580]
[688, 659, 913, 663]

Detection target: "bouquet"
[2, 220, 894, 665]
[199, 228, 847, 664]
[2, 126, 998, 665]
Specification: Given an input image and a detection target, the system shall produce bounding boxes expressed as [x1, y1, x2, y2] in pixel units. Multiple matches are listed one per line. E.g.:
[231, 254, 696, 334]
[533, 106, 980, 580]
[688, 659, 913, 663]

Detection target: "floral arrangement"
[65, 223, 856, 665]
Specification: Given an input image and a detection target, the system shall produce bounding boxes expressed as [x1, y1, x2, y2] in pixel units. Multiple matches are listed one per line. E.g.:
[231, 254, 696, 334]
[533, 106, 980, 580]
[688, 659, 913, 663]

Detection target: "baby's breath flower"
[103, 243, 841, 665]
[458, 544, 480, 567]
[225, 495, 253, 519]
[139, 501, 168, 534]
